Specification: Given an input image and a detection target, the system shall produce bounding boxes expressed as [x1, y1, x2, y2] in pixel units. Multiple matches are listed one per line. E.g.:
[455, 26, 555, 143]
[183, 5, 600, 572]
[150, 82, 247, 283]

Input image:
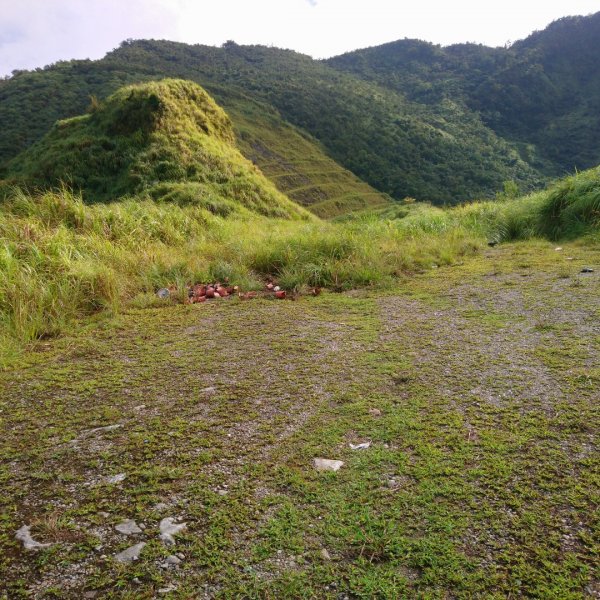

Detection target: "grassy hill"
[2, 79, 311, 220]
[0, 61, 392, 217]
[0, 37, 547, 205]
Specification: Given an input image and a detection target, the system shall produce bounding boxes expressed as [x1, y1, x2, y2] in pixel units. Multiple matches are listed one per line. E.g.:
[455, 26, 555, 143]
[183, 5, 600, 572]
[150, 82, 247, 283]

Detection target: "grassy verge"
[2, 166, 599, 366]
[0, 188, 480, 366]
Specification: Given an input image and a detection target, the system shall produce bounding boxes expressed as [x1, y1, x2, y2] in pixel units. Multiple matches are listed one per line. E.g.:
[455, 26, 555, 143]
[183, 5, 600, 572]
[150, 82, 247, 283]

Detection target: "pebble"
[161, 555, 182, 568]
[320, 548, 332, 560]
[15, 525, 51, 550]
[154, 502, 168, 511]
[368, 408, 382, 417]
[314, 458, 344, 472]
[114, 542, 146, 563]
[349, 442, 371, 450]
[159, 517, 187, 545]
[156, 288, 170, 299]
[115, 519, 143, 535]
[103, 473, 126, 485]
[555, 247, 563, 251]
[158, 586, 178, 595]
[87, 424, 122, 434]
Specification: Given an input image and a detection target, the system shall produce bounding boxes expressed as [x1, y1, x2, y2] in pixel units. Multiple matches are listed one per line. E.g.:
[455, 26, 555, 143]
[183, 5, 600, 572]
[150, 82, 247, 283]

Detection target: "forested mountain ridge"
[327, 12, 600, 174]
[1, 12, 599, 205]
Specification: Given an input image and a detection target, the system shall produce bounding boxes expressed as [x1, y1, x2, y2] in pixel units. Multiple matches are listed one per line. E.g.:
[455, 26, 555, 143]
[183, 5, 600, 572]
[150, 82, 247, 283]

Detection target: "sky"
[1, 0, 599, 76]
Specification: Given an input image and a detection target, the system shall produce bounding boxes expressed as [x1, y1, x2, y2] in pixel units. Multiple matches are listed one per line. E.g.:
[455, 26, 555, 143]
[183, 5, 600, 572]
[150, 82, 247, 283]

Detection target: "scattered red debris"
[160, 278, 319, 305]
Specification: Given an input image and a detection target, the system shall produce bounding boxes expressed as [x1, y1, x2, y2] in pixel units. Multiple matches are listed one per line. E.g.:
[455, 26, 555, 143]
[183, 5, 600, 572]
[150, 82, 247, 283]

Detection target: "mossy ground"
[1, 241, 598, 599]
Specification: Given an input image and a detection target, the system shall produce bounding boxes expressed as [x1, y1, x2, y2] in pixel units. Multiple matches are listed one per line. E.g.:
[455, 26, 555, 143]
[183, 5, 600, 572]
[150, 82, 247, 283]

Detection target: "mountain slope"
[327, 12, 600, 174]
[3, 79, 311, 220]
[0, 39, 542, 205]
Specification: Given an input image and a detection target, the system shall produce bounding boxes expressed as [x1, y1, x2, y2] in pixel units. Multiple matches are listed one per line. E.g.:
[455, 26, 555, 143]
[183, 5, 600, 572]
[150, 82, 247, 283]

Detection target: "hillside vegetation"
[327, 12, 600, 175]
[1, 13, 599, 205]
[2, 79, 310, 221]
[2, 31, 572, 204]
[2, 165, 599, 366]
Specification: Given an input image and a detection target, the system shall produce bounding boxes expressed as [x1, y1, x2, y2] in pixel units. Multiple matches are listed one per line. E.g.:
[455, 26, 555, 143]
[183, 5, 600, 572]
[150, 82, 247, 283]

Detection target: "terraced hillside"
[226, 99, 391, 218]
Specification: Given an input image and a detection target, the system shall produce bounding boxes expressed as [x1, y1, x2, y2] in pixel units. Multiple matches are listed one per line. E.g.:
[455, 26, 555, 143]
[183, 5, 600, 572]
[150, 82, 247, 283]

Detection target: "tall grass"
[1, 167, 598, 365]
[0, 188, 481, 362]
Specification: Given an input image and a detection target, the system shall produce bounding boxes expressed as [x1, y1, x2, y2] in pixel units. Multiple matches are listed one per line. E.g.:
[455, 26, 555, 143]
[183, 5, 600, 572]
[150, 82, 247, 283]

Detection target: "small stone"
[349, 442, 371, 450]
[314, 458, 344, 472]
[158, 586, 178, 595]
[555, 247, 563, 251]
[153, 502, 168, 511]
[88, 424, 122, 434]
[566, 257, 574, 261]
[159, 517, 187, 545]
[217, 489, 228, 496]
[133, 404, 146, 411]
[320, 548, 332, 560]
[162, 554, 182, 568]
[83, 592, 98, 599]
[103, 473, 126, 485]
[15, 525, 51, 550]
[201, 387, 216, 394]
[114, 542, 146, 563]
[98, 512, 110, 518]
[115, 519, 142, 535]
[176, 553, 185, 560]
[368, 408, 382, 417]
[581, 267, 594, 273]
[157, 288, 170, 299]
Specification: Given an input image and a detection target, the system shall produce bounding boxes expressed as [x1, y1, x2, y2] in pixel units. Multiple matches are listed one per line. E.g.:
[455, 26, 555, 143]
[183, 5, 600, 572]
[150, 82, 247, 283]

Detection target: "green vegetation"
[1, 240, 598, 598]
[2, 79, 309, 220]
[2, 14, 600, 204]
[0, 187, 478, 366]
[2, 34, 556, 205]
[2, 165, 599, 366]
[327, 12, 600, 175]
[0, 20, 599, 595]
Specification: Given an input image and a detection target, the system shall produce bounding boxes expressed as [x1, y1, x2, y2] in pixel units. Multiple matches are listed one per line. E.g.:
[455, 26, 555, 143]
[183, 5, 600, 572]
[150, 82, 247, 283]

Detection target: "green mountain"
[3, 79, 311, 220]
[1, 12, 599, 207]
[327, 12, 600, 175]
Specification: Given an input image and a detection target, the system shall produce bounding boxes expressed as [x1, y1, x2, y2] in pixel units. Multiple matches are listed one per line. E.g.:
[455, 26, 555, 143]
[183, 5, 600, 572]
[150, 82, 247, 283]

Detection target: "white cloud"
[1, 0, 598, 76]
[0, 0, 179, 75]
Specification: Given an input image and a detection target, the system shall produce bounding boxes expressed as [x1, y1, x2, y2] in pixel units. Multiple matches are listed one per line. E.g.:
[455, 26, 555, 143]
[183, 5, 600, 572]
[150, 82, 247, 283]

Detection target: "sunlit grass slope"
[3, 79, 310, 220]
